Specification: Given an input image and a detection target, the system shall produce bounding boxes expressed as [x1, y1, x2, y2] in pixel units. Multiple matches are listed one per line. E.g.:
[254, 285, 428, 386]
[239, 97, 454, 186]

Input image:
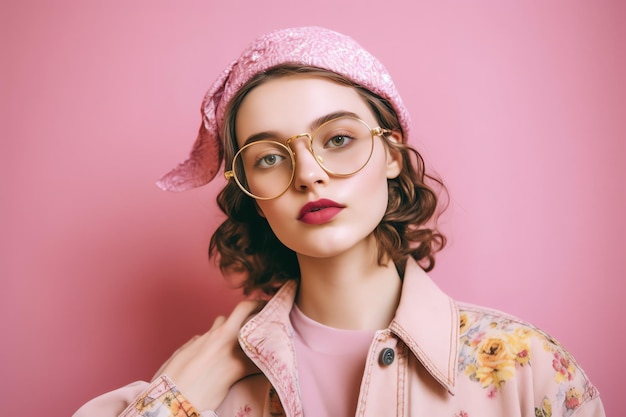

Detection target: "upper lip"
[297, 198, 345, 219]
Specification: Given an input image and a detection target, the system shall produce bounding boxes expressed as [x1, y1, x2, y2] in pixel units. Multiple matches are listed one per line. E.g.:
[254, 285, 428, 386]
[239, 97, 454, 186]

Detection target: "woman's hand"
[154, 300, 263, 411]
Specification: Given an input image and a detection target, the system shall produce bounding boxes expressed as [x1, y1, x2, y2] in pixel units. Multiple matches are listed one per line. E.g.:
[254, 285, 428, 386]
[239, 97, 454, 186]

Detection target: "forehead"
[234, 75, 376, 145]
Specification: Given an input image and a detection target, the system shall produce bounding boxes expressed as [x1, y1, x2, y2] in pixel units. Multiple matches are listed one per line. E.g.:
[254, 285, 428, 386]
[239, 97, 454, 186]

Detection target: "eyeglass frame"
[224, 116, 391, 200]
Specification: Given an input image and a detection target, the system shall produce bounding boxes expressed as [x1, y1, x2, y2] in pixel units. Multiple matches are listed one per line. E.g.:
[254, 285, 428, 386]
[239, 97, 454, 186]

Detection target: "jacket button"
[380, 348, 395, 366]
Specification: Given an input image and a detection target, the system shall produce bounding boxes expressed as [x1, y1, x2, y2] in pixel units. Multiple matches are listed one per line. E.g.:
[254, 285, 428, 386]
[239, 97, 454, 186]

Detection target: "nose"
[290, 138, 329, 191]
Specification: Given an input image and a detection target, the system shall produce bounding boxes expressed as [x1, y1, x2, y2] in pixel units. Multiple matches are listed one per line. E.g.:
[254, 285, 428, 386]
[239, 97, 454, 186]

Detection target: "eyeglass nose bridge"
[285, 132, 313, 151]
[285, 132, 328, 166]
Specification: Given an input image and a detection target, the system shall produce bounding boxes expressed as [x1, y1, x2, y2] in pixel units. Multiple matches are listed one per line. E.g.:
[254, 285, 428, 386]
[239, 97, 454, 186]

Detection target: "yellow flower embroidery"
[512, 328, 532, 366]
[134, 388, 201, 417]
[535, 397, 552, 417]
[459, 313, 469, 334]
[465, 330, 532, 390]
[466, 335, 516, 388]
[565, 387, 582, 410]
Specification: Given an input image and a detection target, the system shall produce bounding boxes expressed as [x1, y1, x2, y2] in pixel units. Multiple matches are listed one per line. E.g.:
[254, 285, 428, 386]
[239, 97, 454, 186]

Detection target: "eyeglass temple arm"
[373, 127, 392, 137]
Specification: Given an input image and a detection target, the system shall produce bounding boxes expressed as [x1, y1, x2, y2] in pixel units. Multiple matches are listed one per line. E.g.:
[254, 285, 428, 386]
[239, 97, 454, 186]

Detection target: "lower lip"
[299, 207, 344, 225]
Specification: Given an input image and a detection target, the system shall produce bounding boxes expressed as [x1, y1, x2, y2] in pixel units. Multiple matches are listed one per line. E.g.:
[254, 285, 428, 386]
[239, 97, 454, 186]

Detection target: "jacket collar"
[389, 259, 459, 394]
[239, 258, 459, 415]
[239, 280, 303, 417]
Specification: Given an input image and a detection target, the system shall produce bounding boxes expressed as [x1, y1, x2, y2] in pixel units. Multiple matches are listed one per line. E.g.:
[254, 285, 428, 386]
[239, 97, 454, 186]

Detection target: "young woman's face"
[235, 75, 402, 259]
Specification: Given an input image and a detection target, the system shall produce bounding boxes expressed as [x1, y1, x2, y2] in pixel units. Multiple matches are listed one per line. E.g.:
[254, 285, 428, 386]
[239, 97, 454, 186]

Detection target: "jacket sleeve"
[527, 332, 606, 417]
[457, 307, 606, 416]
[570, 396, 606, 417]
[72, 375, 217, 417]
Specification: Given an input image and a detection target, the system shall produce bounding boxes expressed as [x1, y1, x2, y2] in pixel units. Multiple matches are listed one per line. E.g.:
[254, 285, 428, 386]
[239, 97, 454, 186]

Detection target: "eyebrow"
[311, 111, 361, 130]
[241, 110, 362, 147]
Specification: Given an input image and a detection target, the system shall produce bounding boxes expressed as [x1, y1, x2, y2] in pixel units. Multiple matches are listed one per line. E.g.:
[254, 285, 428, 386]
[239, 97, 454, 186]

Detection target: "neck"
[295, 235, 402, 330]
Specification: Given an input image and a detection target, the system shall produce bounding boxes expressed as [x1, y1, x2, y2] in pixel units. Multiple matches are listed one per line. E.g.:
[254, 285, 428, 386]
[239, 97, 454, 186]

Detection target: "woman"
[74, 26, 605, 417]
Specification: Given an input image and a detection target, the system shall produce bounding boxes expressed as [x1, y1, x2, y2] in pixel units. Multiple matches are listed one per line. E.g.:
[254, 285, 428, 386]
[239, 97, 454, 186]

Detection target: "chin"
[295, 234, 377, 260]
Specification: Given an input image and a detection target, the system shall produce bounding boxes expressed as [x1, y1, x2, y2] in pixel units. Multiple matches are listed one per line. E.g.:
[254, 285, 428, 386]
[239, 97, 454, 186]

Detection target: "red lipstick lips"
[297, 199, 345, 225]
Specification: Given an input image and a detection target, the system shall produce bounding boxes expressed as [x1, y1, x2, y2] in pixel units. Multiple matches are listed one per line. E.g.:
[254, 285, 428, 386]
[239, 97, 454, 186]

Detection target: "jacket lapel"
[239, 258, 459, 416]
[389, 259, 459, 394]
[239, 281, 303, 417]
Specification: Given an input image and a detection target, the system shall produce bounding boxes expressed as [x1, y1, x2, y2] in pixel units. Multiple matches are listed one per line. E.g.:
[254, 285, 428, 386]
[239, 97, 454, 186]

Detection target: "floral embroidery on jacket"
[458, 307, 597, 416]
[458, 311, 533, 395]
[132, 384, 201, 417]
[535, 397, 553, 417]
[565, 387, 582, 410]
[235, 404, 252, 417]
[552, 350, 576, 383]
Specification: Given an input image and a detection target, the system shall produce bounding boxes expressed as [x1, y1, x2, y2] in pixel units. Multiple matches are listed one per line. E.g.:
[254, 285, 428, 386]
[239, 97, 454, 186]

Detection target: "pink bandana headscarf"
[157, 26, 410, 192]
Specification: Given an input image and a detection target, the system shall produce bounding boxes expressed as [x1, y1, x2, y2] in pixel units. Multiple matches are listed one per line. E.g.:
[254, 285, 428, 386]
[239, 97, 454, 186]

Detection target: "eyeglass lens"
[233, 117, 374, 199]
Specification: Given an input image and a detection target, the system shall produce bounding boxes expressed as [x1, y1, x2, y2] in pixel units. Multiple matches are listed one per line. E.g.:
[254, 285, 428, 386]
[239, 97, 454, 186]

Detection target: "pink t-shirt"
[290, 305, 376, 417]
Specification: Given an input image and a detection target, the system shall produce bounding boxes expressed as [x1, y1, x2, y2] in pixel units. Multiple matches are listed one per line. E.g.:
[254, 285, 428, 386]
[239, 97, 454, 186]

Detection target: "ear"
[385, 131, 403, 179]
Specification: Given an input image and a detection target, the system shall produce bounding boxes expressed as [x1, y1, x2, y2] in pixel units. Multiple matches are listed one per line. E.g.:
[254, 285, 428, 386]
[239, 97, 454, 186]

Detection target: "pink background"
[1, 1, 623, 415]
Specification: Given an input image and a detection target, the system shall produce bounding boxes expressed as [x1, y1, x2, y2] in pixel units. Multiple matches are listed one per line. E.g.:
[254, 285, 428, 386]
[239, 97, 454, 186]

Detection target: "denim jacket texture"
[74, 259, 605, 417]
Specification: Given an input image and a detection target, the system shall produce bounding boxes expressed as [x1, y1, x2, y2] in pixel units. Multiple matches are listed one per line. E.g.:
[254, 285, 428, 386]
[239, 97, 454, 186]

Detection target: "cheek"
[363, 158, 393, 216]
[365, 177, 391, 221]
[339, 161, 391, 222]
[255, 201, 290, 234]
[358, 153, 392, 197]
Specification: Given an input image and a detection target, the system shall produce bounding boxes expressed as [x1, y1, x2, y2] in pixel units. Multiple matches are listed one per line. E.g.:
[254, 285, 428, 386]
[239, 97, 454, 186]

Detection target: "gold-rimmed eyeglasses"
[224, 116, 390, 200]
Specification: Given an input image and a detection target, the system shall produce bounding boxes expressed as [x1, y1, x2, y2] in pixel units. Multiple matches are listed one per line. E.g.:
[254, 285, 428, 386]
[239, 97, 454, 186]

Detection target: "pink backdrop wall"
[1, 1, 623, 415]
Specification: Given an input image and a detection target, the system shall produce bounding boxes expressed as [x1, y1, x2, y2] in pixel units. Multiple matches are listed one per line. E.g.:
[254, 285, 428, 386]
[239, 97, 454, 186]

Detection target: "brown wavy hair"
[209, 65, 447, 296]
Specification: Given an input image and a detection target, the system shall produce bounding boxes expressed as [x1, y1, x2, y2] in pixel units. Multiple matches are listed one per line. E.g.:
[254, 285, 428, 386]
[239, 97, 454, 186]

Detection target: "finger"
[224, 300, 264, 329]
[176, 334, 201, 351]
[210, 315, 227, 330]
[151, 335, 201, 380]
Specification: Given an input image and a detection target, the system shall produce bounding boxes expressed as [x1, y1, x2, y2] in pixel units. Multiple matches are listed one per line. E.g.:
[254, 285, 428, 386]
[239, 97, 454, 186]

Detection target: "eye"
[325, 134, 355, 149]
[255, 153, 286, 168]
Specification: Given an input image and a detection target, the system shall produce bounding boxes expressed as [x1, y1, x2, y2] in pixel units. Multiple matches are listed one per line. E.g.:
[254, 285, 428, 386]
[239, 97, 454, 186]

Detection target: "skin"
[158, 75, 404, 410]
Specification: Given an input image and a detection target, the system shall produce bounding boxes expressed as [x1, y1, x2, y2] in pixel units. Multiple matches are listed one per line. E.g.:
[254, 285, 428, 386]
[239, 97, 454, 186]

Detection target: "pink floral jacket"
[74, 259, 605, 417]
